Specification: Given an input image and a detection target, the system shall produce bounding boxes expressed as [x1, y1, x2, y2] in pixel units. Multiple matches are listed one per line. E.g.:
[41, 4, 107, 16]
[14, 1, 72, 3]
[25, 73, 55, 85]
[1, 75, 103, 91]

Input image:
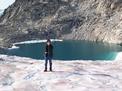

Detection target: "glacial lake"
[7, 40, 122, 60]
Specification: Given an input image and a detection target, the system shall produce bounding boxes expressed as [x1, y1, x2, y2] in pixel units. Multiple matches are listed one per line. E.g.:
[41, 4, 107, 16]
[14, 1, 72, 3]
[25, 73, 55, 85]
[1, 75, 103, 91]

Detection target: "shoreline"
[13, 39, 63, 45]
[0, 54, 121, 62]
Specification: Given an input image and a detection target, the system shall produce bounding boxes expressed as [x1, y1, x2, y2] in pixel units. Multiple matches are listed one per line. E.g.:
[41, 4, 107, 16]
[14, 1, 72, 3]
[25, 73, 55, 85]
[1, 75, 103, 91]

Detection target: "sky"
[0, 0, 15, 10]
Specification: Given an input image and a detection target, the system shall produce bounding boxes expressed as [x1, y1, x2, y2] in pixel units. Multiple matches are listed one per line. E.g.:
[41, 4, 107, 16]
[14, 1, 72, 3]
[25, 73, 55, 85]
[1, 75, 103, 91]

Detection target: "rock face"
[0, 0, 122, 47]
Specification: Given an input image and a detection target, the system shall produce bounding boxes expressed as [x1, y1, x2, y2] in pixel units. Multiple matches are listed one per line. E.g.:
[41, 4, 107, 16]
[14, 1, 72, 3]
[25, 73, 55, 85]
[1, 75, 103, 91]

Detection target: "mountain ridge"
[0, 0, 122, 47]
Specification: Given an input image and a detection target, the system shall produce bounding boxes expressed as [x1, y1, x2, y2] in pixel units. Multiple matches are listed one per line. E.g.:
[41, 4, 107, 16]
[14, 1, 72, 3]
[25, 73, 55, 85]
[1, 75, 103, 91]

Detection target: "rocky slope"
[0, 0, 122, 47]
[0, 55, 122, 91]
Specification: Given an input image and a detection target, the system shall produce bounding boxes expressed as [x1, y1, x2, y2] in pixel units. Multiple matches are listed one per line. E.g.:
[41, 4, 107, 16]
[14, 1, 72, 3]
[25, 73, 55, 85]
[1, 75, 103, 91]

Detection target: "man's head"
[47, 39, 51, 45]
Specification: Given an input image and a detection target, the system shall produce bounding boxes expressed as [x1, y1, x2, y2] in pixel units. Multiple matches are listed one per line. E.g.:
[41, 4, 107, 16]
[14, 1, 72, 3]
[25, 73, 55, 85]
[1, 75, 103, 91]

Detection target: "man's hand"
[45, 52, 47, 54]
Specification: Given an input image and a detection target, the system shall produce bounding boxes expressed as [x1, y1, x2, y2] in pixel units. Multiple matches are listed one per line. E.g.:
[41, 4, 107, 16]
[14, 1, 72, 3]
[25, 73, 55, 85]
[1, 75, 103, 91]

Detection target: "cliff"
[0, 0, 122, 47]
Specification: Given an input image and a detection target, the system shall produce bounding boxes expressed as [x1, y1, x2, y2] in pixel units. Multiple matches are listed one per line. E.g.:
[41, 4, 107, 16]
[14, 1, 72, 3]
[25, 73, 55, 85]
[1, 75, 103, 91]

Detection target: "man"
[44, 39, 53, 72]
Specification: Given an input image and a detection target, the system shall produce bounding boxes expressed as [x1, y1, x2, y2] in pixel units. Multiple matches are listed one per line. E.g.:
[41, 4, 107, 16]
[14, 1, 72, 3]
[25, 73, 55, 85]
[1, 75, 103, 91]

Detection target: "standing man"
[44, 39, 53, 72]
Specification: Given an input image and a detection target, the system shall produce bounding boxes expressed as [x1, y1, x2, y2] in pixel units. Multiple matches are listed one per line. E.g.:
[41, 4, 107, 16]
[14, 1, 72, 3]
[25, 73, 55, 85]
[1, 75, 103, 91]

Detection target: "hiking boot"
[44, 70, 47, 72]
[50, 68, 52, 72]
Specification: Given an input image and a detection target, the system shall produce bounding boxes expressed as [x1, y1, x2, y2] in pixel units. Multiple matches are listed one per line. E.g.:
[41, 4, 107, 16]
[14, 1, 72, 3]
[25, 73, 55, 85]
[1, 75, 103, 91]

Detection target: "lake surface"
[7, 40, 122, 60]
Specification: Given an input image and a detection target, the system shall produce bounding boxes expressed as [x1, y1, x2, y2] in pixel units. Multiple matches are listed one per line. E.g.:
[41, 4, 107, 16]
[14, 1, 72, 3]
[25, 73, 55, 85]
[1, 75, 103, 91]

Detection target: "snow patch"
[0, 55, 122, 91]
[8, 39, 63, 50]
[115, 52, 122, 61]
[8, 45, 19, 50]
[13, 39, 63, 45]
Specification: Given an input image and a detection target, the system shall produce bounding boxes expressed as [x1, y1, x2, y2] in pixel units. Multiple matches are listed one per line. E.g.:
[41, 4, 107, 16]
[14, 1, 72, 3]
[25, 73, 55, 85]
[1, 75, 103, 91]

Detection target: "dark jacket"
[45, 44, 53, 57]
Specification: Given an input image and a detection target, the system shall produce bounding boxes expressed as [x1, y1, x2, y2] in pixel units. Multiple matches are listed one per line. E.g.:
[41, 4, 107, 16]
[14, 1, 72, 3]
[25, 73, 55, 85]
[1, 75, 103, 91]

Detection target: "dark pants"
[45, 56, 52, 71]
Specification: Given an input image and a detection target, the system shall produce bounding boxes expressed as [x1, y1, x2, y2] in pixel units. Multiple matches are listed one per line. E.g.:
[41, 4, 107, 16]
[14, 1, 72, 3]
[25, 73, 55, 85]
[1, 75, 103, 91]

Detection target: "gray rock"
[0, 0, 122, 47]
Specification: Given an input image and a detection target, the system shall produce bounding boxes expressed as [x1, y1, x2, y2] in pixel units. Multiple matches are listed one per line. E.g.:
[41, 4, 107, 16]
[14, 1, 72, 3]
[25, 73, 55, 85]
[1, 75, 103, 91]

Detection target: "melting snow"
[0, 55, 122, 91]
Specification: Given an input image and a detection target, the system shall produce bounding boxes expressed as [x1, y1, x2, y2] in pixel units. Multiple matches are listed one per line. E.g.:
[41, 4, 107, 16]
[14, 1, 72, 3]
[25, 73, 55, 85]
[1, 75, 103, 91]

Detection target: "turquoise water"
[7, 40, 122, 60]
